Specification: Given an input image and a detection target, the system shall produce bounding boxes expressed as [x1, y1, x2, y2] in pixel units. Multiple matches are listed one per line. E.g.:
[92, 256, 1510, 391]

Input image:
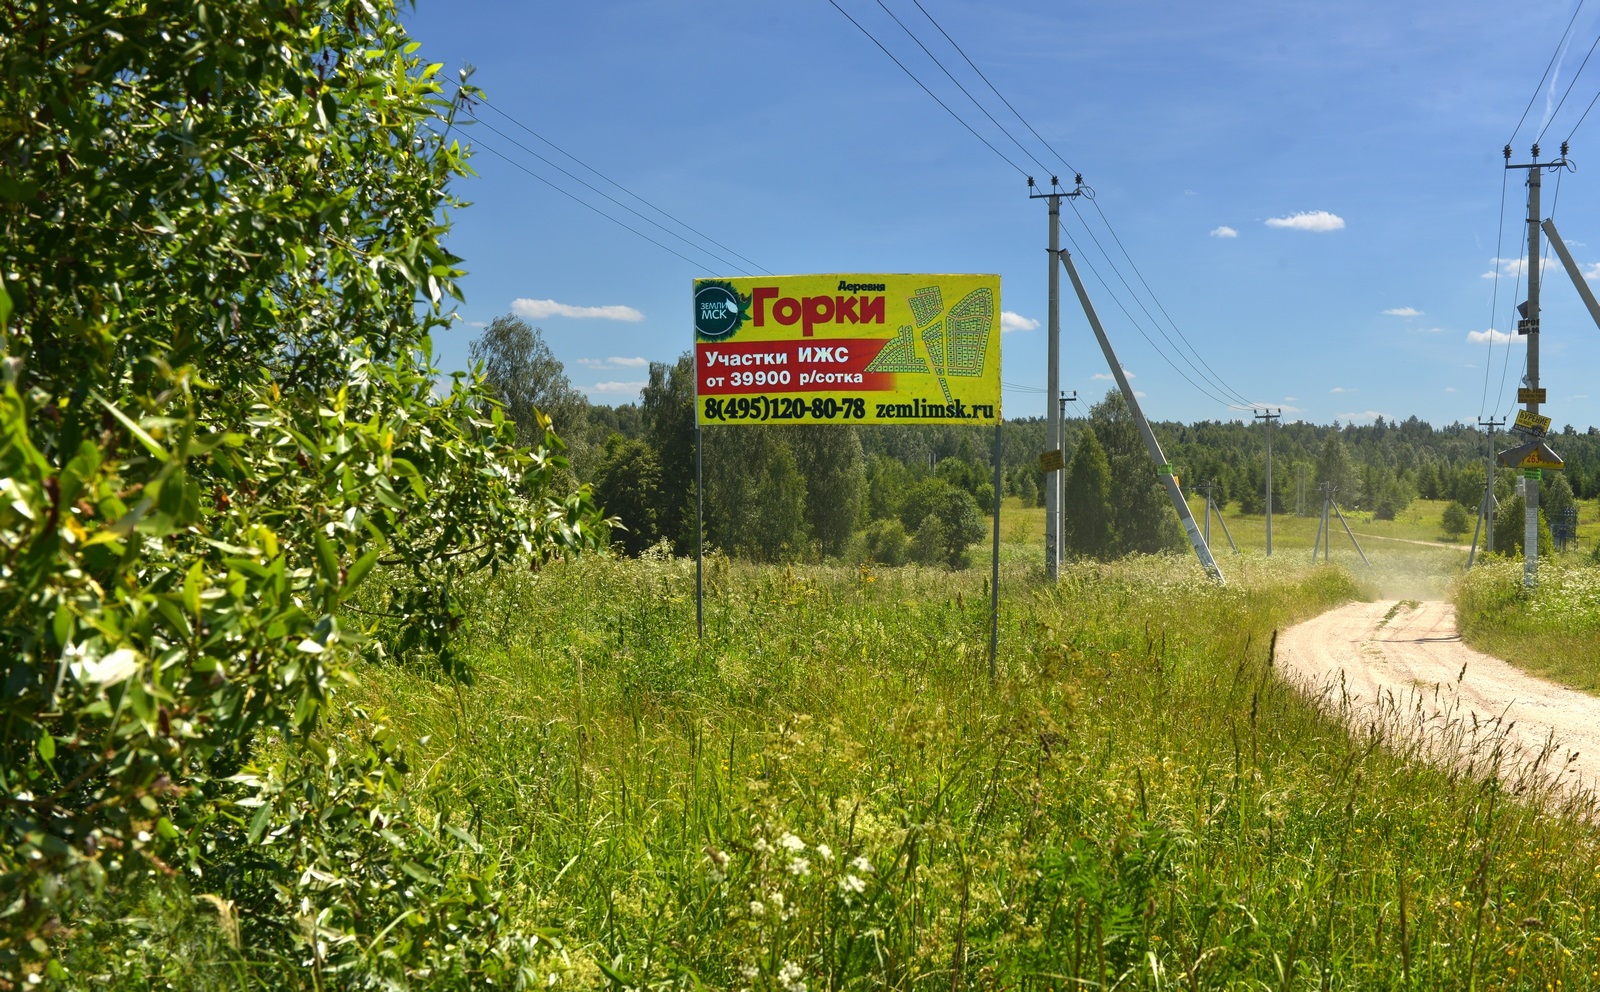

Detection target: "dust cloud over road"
[1277, 599, 1600, 808]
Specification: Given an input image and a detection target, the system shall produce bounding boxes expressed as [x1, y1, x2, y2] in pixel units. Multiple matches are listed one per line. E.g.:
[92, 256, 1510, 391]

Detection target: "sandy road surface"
[1277, 600, 1600, 805]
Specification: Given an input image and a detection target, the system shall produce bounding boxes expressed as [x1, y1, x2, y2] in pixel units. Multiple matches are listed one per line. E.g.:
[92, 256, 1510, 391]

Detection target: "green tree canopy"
[1063, 425, 1116, 559]
[0, 1, 609, 983]
[468, 313, 589, 462]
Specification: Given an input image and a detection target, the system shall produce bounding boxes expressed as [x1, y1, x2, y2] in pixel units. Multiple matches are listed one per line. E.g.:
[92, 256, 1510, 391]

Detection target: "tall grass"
[291, 553, 1600, 990]
[1456, 555, 1600, 693]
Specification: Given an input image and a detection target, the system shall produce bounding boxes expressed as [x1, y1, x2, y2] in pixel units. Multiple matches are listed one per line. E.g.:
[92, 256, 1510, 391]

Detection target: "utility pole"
[1255, 408, 1280, 555]
[1297, 464, 1306, 516]
[1031, 176, 1083, 582]
[1503, 143, 1568, 587]
[1467, 417, 1503, 569]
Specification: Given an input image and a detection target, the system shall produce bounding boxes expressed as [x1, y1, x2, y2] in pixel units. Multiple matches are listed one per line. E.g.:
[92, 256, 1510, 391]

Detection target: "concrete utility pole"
[1502, 144, 1568, 587]
[1255, 408, 1280, 555]
[1059, 248, 1225, 583]
[1030, 177, 1081, 581]
[1467, 417, 1503, 569]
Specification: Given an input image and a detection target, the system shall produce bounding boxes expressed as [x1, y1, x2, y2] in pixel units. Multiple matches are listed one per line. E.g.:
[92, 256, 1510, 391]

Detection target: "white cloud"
[1000, 311, 1039, 332]
[1445, 386, 1457, 393]
[1467, 327, 1520, 344]
[582, 380, 648, 397]
[1284, 396, 1298, 402]
[1584, 262, 1600, 281]
[1209, 225, 1238, 239]
[1091, 370, 1134, 380]
[577, 356, 650, 369]
[1184, 189, 1199, 196]
[1481, 256, 1552, 280]
[1419, 327, 1445, 334]
[512, 298, 645, 322]
[1383, 307, 1422, 317]
[1330, 386, 1352, 394]
[1265, 210, 1345, 232]
[1338, 410, 1391, 423]
[1133, 391, 1147, 398]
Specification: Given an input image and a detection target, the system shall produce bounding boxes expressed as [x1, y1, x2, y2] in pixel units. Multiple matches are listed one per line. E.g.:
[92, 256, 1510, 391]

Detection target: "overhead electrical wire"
[824, 0, 1030, 177]
[1060, 222, 1241, 411]
[451, 82, 772, 276]
[1064, 201, 1251, 411]
[1083, 198, 1258, 409]
[464, 111, 760, 276]
[830, 0, 1261, 415]
[1538, 32, 1600, 144]
[1509, 0, 1586, 146]
[907, 0, 1079, 178]
[1564, 87, 1600, 142]
[868, 0, 1051, 175]
[1479, 168, 1511, 420]
[467, 135, 725, 272]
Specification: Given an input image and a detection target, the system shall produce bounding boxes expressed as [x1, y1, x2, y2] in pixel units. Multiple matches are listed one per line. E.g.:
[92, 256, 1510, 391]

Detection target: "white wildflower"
[752, 837, 772, 854]
[779, 832, 805, 853]
[815, 843, 833, 862]
[838, 874, 866, 895]
[851, 855, 874, 874]
[788, 857, 810, 877]
[777, 960, 806, 992]
[769, 891, 784, 909]
[738, 963, 759, 981]
[748, 900, 765, 917]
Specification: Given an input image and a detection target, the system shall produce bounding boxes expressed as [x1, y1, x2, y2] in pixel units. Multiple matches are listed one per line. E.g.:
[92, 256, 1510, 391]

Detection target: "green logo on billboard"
[695, 280, 749, 340]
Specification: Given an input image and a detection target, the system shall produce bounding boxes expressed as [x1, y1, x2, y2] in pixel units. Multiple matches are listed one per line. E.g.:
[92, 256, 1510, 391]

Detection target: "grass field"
[1456, 555, 1600, 694]
[278, 552, 1600, 990]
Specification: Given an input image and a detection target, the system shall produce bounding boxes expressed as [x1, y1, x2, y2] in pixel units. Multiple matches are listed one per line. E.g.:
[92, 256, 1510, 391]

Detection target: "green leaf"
[37, 732, 55, 762]
[247, 802, 272, 845]
[92, 392, 170, 463]
[342, 547, 381, 597]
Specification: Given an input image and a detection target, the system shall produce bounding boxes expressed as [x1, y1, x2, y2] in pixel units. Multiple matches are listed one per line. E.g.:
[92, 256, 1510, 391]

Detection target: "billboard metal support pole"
[695, 424, 704, 640]
[1331, 500, 1371, 568]
[989, 420, 1002, 680]
[1058, 248, 1224, 584]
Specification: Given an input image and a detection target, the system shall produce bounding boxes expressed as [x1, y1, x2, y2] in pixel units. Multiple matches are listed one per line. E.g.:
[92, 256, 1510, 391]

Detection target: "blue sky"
[403, 0, 1600, 431]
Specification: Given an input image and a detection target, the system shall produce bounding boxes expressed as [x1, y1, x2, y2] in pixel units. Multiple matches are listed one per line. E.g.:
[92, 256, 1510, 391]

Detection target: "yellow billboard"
[693, 274, 1001, 426]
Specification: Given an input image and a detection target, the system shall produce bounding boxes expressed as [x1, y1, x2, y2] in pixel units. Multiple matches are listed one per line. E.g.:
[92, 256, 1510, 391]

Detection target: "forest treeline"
[479, 315, 1600, 566]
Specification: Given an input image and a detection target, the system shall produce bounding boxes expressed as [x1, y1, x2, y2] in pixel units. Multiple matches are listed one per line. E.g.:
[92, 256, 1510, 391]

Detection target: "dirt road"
[1276, 600, 1600, 807]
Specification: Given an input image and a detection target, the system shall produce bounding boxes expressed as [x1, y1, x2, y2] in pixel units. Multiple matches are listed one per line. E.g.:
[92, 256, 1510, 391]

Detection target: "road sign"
[1517, 387, 1548, 404]
[1513, 409, 1552, 436]
[1499, 439, 1565, 470]
[1521, 450, 1565, 470]
[1038, 449, 1063, 473]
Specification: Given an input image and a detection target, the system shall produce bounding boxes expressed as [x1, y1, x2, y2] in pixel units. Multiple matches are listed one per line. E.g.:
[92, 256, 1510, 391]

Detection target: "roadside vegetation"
[1457, 555, 1600, 694]
[184, 553, 1600, 989]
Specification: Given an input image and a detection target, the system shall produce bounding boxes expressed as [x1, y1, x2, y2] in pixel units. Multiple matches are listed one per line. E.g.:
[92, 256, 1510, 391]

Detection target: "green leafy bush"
[0, 1, 608, 985]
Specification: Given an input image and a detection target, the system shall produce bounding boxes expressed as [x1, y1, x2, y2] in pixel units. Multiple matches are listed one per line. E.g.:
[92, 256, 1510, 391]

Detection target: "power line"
[465, 111, 760, 276]
[1084, 197, 1257, 409]
[907, 0, 1079, 178]
[1564, 86, 1600, 141]
[1539, 32, 1600, 143]
[1509, 0, 1586, 146]
[1063, 204, 1254, 410]
[824, 0, 1030, 177]
[452, 83, 772, 276]
[467, 134, 724, 272]
[1479, 166, 1511, 419]
[1059, 222, 1240, 412]
[868, 0, 1050, 175]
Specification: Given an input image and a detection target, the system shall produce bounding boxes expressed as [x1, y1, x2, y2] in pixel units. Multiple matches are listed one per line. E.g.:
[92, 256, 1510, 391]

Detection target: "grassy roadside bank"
[317, 554, 1600, 989]
[1455, 555, 1600, 694]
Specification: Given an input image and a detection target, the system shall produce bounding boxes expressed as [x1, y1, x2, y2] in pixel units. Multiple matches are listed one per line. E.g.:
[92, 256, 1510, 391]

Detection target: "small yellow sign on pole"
[1517, 387, 1548, 404]
[1514, 409, 1552, 435]
[1038, 449, 1064, 473]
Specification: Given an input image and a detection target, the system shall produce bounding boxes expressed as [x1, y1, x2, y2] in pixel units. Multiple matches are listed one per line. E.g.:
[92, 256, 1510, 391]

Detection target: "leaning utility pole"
[1255, 408, 1280, 555]
[1031, 177, 1083, 581]
[1059, 249, 1224, 583]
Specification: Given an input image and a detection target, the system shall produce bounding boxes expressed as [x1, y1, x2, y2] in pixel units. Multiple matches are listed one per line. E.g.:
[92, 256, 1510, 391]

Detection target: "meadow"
[309, 549, 1600, 990]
